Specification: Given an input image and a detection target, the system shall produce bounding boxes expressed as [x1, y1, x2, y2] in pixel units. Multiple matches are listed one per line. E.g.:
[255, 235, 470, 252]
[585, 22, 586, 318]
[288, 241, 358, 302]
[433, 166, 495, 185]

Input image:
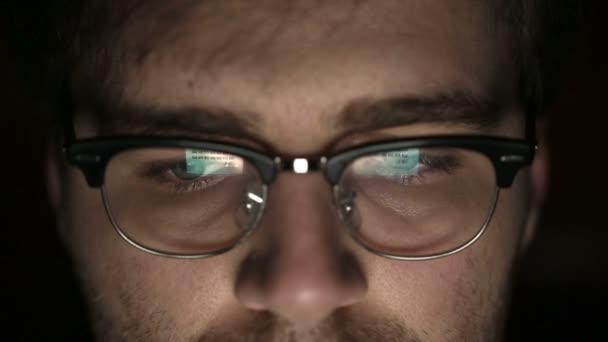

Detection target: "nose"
[234, 174, 367, 328]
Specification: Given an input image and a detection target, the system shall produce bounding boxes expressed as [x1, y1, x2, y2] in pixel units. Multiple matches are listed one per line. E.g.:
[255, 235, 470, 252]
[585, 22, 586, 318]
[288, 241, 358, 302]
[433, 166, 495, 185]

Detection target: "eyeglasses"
[65, 135, 535, 260]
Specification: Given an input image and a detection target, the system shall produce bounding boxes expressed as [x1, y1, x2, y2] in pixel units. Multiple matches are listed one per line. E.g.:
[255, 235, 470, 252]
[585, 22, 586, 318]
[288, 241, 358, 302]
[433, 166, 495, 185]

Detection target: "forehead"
[116, 0, 499, 56]
[76, 0, 514, 152]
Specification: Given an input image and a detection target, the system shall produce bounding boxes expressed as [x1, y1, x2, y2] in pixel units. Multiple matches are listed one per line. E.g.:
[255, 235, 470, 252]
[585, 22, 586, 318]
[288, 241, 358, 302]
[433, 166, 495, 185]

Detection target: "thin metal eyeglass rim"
[101, 185, 270, 259]
[335, 186, 501, 261]
[65, 135, 534, 260]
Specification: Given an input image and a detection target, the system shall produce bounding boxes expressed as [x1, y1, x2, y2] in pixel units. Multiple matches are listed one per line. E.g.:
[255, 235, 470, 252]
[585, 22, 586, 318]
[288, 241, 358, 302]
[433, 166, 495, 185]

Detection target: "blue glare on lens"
[353, 149, 421, 177]
[185, 149, 244, 176]
[382, 149, 420, 171]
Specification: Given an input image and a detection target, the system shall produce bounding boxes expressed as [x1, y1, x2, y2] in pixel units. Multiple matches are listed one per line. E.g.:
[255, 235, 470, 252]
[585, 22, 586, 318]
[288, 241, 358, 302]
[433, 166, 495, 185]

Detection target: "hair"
[8, 0, 581, 128]
[497, 0, 582, 115]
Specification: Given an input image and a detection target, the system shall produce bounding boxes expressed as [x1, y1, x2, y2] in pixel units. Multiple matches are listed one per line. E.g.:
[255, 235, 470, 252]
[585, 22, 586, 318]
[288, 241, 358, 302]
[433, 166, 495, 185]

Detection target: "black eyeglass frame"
[64, 134, 535, 260]
[62, 89, 538, 259]
[66, 134, 535, 190]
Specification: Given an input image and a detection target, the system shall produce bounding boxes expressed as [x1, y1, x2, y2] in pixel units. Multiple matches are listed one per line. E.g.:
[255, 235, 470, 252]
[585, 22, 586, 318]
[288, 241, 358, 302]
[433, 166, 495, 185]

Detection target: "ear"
[46, 136, 77, 246]
[521, 121, 549, 250]
[46, 139, 63, 212]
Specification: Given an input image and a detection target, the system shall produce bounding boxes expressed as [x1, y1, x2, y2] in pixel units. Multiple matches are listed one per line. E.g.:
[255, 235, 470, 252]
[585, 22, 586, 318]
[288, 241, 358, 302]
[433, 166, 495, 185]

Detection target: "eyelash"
[167, 175, 225, 193]
[386, 154, 459, 185]
[140, 160, 226, 194]
[420, 154, 459, 172]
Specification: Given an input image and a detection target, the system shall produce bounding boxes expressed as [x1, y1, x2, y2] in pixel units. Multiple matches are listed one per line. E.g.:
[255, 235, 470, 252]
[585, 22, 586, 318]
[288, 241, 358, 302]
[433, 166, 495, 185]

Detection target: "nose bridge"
[268, 173, 339, 252]
[256, 173, 348, 284]
[235, 173, 367, 326]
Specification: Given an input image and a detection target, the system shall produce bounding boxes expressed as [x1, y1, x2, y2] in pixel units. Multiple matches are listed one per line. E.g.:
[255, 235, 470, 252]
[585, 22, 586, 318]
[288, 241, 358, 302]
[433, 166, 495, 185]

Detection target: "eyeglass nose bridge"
[270, 156, 361, 231]
[274, 157, 328, 175]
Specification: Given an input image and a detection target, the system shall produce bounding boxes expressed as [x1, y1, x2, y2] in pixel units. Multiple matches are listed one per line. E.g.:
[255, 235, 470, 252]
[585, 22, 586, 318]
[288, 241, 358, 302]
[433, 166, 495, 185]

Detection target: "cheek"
[62, 169, 236, 335]
[362, 181, 529, 338]
[365, 256, 486, 336]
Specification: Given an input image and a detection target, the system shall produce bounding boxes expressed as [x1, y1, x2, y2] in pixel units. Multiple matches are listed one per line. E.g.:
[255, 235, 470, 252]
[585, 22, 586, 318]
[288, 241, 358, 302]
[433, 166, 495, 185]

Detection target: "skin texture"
[48, 1, 546, 341]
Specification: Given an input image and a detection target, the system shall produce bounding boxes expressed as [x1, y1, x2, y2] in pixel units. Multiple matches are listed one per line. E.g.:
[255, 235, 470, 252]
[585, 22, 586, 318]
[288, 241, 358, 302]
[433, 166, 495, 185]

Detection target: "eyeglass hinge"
[275, 157, 324, 174]
[500, 155, 526, 163]
[73, 153, 102, 163]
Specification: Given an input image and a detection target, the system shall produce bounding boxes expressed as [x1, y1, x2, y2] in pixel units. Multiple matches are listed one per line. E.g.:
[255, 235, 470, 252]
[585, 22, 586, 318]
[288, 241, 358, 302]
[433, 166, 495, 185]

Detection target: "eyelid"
[351, 150, 460, 179]
[139, 158, 186, 178]
[139, 160, 228, 193]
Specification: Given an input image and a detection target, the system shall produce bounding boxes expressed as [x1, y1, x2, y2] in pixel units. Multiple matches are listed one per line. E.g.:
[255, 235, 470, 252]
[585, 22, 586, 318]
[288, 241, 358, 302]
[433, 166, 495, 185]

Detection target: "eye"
[352, 149, 425, 178]
[169, 160, 206, 180]
[160, 149, 244, 180]
[350, 148, 460, 187]
[378, 149, 423, 177]
[134, 149, 246, 194]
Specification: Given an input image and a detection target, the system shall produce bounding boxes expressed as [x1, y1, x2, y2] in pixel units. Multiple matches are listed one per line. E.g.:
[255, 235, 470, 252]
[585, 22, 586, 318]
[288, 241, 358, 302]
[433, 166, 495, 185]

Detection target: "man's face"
[49, 0, 541, 341]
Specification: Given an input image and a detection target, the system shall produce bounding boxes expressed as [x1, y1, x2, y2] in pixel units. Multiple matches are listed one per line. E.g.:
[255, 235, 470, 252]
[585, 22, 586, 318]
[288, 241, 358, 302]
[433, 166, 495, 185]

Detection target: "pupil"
[173, 161, 204, 180]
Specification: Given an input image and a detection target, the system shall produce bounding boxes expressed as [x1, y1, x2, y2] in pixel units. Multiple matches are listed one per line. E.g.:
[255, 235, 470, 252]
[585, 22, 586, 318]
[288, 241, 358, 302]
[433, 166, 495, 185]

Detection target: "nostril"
[264, 278, 361, 327]
[234, 175, 367, 327]
[236, 247, 367, 327]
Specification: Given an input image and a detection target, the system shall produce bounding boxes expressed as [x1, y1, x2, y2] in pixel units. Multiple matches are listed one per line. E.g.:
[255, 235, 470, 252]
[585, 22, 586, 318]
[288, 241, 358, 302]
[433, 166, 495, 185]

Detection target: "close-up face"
[48, 0, 545, 341]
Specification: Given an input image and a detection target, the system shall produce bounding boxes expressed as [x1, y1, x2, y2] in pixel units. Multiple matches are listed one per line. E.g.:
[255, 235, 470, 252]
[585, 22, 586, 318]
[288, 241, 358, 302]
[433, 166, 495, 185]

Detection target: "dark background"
[6, 2, 607, 341]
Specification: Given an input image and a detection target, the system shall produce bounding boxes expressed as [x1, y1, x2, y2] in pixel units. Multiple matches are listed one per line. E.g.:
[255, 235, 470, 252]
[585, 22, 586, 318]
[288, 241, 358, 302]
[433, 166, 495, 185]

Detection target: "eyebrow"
[81, 89, 507, 147]
[85, 101, 263, 143]
[334, 91, 505, 135]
